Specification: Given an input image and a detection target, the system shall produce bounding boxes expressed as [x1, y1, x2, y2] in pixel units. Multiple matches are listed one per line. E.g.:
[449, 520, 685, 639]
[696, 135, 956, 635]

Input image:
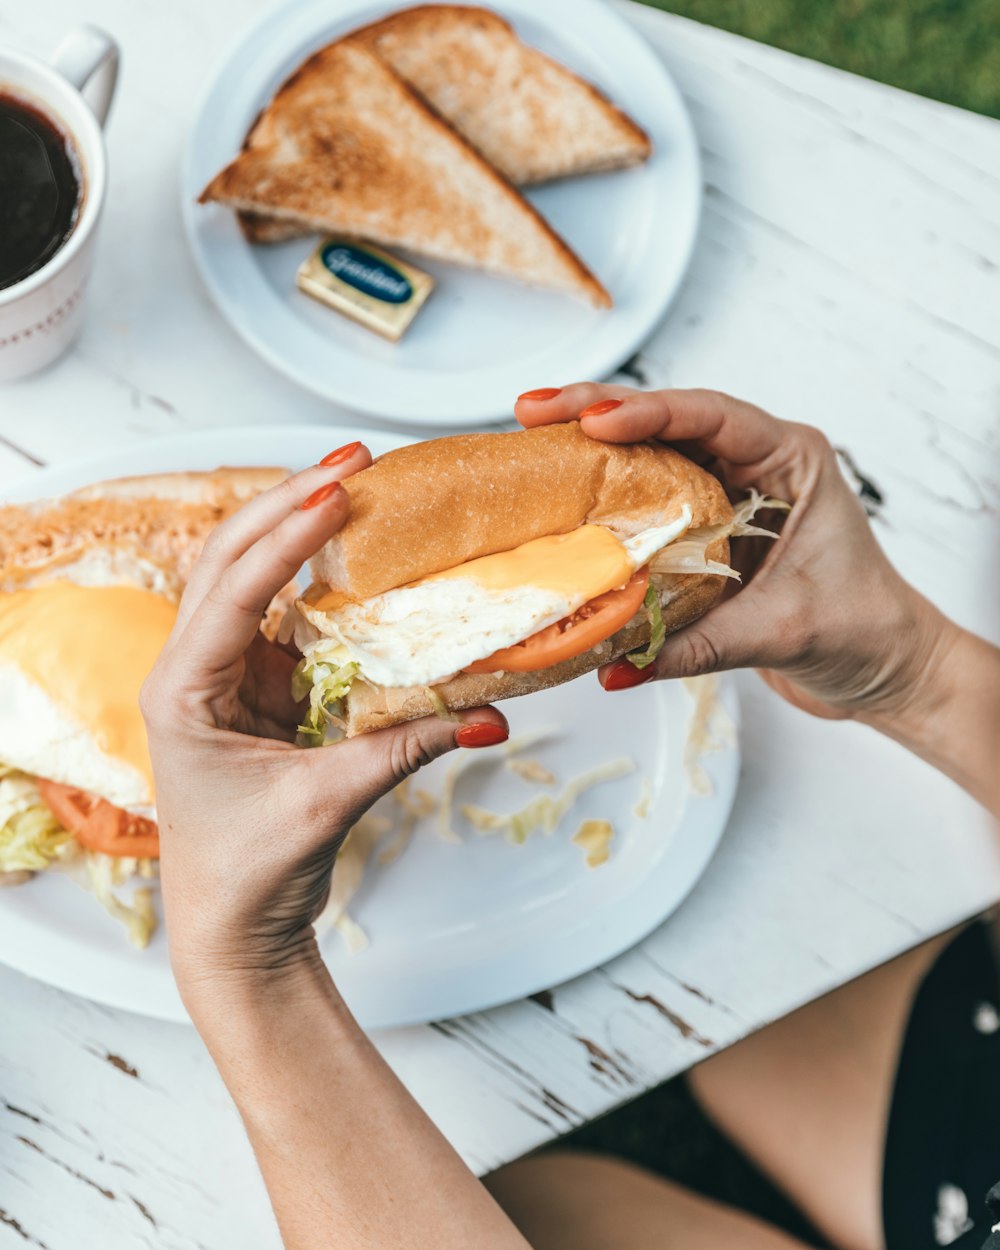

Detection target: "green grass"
[635, 0, 1000, 119]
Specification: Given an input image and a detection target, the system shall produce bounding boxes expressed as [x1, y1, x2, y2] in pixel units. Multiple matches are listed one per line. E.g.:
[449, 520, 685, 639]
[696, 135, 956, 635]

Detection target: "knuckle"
[387, 727, 439, 781]
[137, 674, 159, 723]
[667, 628, 722, 678]
[197, 522, 230, 567]
[797, 423, 832, 457]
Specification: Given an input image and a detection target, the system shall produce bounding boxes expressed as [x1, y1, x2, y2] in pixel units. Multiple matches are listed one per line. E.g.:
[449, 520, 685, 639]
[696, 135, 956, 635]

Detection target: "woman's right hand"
[516, 385, 956, 726]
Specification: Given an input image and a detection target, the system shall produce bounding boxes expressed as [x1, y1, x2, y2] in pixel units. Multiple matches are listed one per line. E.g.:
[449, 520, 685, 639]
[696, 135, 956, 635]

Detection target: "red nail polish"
[300, 482, 344, 511]
[580, 398, 623, 418]
[320, 440, 362, 466]
[455, 723, 509, 748]
[517, 387, 562, 402]
[603, 661, 654, 692]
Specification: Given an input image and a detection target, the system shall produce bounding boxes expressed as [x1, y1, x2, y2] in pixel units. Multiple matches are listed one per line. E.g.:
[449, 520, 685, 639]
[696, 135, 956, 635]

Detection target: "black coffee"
[0, 93, 82, 290]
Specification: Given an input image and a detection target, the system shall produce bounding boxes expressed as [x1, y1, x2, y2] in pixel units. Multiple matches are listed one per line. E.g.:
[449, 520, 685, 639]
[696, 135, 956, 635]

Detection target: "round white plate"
[181, 0, 702, 427]
[0, 427, 738, 1029]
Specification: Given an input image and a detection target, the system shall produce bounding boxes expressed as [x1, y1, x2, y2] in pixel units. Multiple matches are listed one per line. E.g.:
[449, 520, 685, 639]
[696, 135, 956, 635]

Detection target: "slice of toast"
[238, 5, 651, 245]
[352, 5, 651, 184]
[202, 40, 611, 306]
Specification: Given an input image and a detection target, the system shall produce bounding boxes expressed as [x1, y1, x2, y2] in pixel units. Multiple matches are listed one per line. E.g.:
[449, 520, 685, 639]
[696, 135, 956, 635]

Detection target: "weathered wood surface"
[1, 1, 998, 1245]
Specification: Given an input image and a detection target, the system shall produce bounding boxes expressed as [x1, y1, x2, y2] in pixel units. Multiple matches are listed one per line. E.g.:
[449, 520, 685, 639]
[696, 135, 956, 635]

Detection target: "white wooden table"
[2, 2, 999, 1246]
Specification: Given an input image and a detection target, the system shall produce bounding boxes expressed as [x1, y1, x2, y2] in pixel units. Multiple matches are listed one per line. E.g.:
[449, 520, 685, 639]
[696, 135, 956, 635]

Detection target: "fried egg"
[0, 578, 177, 809]
[303, 510, 691, 689]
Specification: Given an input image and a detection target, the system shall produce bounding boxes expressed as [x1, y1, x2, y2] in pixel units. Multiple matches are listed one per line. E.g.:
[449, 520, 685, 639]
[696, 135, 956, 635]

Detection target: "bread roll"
[309, 423, 732, 601]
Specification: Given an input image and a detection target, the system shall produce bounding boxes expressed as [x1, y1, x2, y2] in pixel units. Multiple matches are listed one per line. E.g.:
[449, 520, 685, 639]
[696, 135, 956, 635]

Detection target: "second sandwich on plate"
[292, 423, 780, 738]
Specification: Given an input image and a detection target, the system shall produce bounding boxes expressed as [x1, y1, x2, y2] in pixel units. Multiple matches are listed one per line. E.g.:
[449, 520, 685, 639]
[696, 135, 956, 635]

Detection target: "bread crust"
[343, 561, 728, 735]
[1, 467, 294, 637]
[303, 423, 732, 605]
[235, 5, 650, 246]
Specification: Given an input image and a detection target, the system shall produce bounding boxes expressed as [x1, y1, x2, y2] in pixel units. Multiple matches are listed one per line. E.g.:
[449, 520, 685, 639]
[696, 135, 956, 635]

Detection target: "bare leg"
[688, 928, 959, 1250]
[486, 1152, 813, 1250]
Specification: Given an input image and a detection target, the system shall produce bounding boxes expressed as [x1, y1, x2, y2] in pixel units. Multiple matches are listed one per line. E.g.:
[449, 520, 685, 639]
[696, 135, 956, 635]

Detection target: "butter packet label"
[297, 239, 434, 341]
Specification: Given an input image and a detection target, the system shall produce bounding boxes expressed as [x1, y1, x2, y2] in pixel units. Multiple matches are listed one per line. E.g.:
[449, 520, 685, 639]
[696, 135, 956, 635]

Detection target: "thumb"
[313, 706, 510, 819]
[602, 594, 790, 687]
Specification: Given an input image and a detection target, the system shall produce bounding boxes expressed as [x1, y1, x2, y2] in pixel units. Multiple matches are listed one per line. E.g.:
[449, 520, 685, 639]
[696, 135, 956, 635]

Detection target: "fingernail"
[603, 660, 654, 692]
[320, 440, 362, 466]
[517, 387, 562, 402]
[300, 482, 344, 511]
[455, 723, 509, 749]
[580, 398, 623, 418]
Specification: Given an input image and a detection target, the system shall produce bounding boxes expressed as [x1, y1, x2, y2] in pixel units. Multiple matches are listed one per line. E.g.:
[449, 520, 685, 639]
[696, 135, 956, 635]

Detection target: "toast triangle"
[201, 40, 611, 306]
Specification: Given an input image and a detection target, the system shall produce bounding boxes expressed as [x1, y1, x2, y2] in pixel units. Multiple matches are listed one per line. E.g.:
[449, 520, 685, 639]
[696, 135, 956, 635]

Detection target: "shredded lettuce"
[461, 757, 635, 845]
[424, 686, 459, 722]
[75, 851, 158, 949]
[651, 488, 790, 582]
[628, 585, 666, 670]
[293, 640, 359, 745]
[0, 769, 74, 873]
[572, 819, 614, 868]
[0, 768, 157, 947]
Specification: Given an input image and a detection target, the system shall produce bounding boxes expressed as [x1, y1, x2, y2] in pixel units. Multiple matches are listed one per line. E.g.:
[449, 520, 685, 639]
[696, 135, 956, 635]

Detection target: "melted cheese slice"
[0, 583, 177, 796]
[306, 525, 637, 614]
[424, 525, 634, 598]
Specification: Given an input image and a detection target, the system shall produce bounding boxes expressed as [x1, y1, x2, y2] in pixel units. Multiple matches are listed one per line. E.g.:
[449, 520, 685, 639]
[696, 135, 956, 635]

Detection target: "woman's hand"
[140, 443, 507, 1011]
[515, 385, 956, 725]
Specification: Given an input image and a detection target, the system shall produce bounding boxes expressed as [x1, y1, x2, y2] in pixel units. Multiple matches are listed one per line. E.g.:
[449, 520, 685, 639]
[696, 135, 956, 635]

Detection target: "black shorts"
[883, 920, 1000, 1250]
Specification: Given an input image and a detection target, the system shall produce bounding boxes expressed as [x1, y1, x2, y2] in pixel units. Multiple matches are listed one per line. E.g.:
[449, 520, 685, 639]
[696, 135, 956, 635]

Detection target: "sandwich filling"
[298, 511, 692, 692]
[294, 489, 789, 741]
[0, 579, 175, 947]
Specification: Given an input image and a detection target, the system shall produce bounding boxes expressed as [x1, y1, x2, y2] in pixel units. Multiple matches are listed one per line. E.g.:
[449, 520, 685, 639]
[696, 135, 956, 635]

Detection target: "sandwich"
[0, 467, 288, 945]
[199, 40, 611, 307]
[292, 424, 777, 739]
[240, 4, 651, 244]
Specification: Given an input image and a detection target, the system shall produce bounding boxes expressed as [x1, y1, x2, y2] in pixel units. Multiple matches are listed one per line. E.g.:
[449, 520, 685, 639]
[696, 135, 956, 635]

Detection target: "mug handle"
[50, 24, 120, 128]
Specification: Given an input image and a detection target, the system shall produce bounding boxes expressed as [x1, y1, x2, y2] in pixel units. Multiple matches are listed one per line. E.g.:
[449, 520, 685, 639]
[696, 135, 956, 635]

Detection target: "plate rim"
[179, 0, 703, 427]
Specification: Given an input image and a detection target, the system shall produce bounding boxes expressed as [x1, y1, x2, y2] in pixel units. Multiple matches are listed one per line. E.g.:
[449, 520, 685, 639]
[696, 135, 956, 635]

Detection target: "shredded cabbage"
[462, 757, 635, 845]
[682, 675, 736, 797]
[437, 727, 559, 842]
[316, 811, 393, 952]
[76, 851, 158, 949]
[572, 819, 614, 868]
[628, 585, 666, 670]
[651, 488, 789, 582]
[505, 757, 556, 786]
[424, 686, 459, 722]
[632, 777, 652, 820]
[0, 768, 158, 947]
[293, 640, 359, 745]
[0, 770, 73, 872]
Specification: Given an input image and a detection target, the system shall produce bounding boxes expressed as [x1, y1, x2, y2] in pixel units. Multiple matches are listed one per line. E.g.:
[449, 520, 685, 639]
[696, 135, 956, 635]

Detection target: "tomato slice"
[464, 567, 650, 675]
[37, 779, 160, 859]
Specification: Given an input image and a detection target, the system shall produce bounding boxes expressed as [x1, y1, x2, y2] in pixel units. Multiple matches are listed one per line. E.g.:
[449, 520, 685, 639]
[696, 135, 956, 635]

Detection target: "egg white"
[316, 513, 691, 689]
[0, 663, 152, 810]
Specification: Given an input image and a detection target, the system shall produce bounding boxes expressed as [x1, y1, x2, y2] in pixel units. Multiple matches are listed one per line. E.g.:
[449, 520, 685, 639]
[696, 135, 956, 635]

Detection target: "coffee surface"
[0, 93, 82, 291]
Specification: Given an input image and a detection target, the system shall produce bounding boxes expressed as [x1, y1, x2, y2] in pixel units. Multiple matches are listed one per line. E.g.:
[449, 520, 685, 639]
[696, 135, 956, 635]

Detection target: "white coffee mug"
[0, 26, 119, 381]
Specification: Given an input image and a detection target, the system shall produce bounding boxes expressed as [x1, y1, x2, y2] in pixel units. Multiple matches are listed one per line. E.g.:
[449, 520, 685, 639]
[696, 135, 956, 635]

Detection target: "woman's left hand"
[140, 443, 507, 1009]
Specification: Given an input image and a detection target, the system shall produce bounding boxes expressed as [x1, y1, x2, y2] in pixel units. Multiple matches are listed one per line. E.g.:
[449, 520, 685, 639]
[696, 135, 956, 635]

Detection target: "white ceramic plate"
[0, 427, 738, 1028]
[181, 0, 702, 427]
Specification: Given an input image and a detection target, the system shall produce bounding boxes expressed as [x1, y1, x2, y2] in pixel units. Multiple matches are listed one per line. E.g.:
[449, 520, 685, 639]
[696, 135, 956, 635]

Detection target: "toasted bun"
[0, 466, 293, 637]
[305, 423, 732, 603]
[342, 555, 727, 735]
[1, 467, 286, 587]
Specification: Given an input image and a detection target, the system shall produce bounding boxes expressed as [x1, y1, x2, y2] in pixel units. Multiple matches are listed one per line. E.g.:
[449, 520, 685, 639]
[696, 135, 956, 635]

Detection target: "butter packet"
[297, 238, 434, 340]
